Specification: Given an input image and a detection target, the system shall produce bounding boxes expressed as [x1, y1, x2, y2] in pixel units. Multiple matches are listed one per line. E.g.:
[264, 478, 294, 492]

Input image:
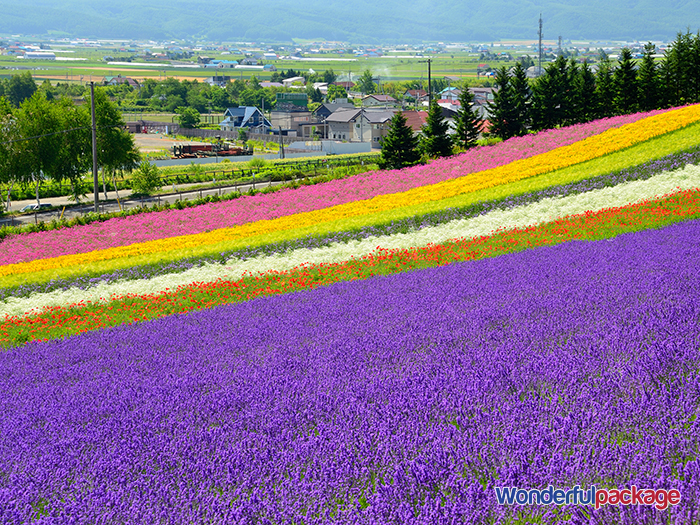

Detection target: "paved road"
[1, 177, 291, 228]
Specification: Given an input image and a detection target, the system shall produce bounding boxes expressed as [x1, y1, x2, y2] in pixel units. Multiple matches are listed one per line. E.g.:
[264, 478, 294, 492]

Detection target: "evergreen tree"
[690, 32, 700, 103]
[571, 61, 597, 123]
[509, 62, 532, 135]
[656, 57, 675, 109]
[486, 66, 517, 140]
[452, 88, 483, 150]
[637, 42, 660, 112]
[613, 48, 638, 114]
[378, 112, 421, 170]
[564, 58, 580, 125]
[594, 53, 616, 119]
[421, 101, 453, 158]
[666, 31, 694, 106]
[531, 56, 570, 131]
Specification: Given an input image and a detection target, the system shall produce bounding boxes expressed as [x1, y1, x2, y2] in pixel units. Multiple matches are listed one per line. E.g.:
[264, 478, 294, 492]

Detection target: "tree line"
[487, 31, 700, 140]
[0, 85, 140, 208]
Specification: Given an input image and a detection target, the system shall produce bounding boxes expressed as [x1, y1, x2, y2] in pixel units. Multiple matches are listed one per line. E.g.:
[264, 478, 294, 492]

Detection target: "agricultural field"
[0, 45, 496, 86]
[2, 105, 700, 523]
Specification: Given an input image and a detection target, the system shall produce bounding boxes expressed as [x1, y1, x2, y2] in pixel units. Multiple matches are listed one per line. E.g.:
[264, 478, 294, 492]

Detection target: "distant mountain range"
[1, 0, 698, 43]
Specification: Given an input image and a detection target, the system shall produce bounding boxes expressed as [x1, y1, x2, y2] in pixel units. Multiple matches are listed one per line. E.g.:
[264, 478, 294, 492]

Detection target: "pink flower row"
[1, 110, 668, 265]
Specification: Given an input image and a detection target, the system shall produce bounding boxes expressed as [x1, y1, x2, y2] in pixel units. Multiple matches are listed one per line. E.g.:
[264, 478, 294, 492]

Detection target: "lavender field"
[2, 219, 699, 524]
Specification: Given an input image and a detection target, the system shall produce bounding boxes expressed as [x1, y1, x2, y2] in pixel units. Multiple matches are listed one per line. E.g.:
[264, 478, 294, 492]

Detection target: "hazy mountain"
[1, 0, 698, 43]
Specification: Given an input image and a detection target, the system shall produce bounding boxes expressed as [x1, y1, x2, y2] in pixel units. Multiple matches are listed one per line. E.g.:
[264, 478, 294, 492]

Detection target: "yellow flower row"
[4, 118, 700, 290]
[4, 104, 700, 280]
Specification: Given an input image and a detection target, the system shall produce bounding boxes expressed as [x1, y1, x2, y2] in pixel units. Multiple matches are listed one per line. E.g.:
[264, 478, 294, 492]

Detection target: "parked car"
[19, 203, 53, 212]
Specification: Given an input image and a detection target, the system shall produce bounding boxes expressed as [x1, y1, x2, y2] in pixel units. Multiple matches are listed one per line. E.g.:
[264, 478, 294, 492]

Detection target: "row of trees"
[380, 91, 483, 170]
[0, 88, 140, 208]
[488, 31, 700, 140]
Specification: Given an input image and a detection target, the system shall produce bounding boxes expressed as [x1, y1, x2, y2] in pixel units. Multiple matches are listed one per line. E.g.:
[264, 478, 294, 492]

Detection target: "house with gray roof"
[326, 108, 395, 146]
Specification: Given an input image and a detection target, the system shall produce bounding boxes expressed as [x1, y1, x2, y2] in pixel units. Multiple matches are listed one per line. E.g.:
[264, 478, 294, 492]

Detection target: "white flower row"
[4, 164, 700, 318]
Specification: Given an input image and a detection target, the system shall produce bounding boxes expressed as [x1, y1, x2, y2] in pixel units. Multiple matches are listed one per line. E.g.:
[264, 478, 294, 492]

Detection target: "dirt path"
[133, 134, 184, 153]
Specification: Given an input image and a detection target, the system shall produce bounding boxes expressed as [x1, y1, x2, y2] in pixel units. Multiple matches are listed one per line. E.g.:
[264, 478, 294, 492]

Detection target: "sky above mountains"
[1, 0, 698, 43]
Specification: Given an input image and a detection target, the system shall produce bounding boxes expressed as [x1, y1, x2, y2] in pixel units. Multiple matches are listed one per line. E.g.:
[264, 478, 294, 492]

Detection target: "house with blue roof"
[220, 107, 271, 133]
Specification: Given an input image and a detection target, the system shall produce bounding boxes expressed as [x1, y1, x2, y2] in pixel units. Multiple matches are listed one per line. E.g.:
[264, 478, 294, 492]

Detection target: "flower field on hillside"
[0, 109, 667, 267]
[2, 106, 700, 523]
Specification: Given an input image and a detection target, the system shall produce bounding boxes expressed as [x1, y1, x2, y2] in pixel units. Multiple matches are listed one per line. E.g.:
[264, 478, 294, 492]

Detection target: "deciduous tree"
[177, 106, 201, 129]
[357, 70, 377, 95]
[130, 161, 162, 196]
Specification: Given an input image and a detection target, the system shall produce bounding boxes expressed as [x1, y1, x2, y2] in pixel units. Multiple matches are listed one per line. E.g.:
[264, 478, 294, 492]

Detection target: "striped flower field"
[2, 106, 700, 523]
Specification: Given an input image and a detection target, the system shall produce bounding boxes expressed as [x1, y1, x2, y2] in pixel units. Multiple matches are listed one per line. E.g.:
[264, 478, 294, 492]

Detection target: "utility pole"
[90, 82, 99, 213]
[538, 14, 543, 77]
[359, 106, 364, 142]
[279, 127, 285, 159]
[419, 58, 433, 105]
[428, 59, 432, 106]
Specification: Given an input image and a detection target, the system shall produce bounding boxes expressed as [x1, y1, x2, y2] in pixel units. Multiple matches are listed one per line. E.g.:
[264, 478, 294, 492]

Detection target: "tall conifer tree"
[509, 62, 532, 135]
[421, 101, 453, 158]
[613, 48, 639, 114]
[378, 112, 421, 170]
[637, 42, 659, 112]
[486, 67, 517, 140]
[453, 88, 483, 150]
[571, 61, 597, 123]
[594, 53, 615, 119]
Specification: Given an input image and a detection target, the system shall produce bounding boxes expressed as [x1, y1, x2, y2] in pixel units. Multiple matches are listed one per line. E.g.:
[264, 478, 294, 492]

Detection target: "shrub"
[131, 161, 162, 196]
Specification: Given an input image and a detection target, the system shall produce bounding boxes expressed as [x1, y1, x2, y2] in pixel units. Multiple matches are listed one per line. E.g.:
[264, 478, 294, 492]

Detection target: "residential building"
[326, 108, 360, 141]
[362, 94, 398, 107]
[326, 108, 395, 146]
[314, 102, 356, 121]
[401, 110, 429, 134]
[269, 110, 313, 136]
[220, 107, 271, 133]
[359, 110, 394, 145]
[439, 87, 462, 101]
[103, 74, 140, 89]
[269, 93, 312, 136]
[205, 75, 232, 88]
[332, 81, 355, 91]
[403, 89, 428, 103]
